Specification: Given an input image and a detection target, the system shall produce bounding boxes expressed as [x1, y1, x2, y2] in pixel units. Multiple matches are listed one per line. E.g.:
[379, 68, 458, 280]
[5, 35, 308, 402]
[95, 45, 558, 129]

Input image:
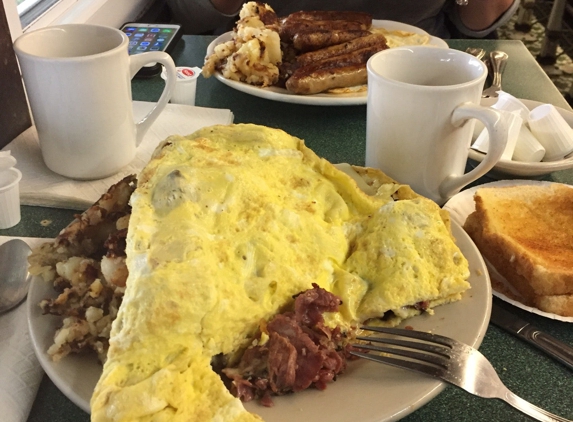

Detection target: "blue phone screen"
[122, 25, 177, 55]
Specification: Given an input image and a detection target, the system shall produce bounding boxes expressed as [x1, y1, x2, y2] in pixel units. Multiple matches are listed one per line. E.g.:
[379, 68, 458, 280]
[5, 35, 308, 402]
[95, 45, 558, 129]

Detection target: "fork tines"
[351, 327, 573, 422]
[350, 326, 456, 379]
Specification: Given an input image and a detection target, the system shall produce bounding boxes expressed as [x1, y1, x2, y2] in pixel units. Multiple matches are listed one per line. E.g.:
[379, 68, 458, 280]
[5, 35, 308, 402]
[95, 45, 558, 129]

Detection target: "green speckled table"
[4, 36, 572, 422]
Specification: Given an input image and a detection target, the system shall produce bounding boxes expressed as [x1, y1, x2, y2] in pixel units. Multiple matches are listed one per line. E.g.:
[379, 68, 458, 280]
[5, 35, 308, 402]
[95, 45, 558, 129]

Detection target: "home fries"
[30, 124, 470, 421]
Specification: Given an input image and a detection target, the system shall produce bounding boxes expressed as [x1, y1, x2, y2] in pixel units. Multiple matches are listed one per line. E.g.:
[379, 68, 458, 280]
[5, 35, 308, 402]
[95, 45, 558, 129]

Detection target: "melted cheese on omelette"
[91, 124, 470, 421]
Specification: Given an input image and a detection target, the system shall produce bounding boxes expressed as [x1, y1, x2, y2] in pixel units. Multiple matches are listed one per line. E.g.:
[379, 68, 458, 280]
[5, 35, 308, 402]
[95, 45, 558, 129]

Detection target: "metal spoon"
[482, 50, 509, 98]
[465, 47, 486, 60]
[0, 239, 32, 313]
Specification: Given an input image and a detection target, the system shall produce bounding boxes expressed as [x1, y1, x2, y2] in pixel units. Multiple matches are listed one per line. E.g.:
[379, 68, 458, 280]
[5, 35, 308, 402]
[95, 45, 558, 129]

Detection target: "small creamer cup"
[512, 125, 546, 162]
[0, 168, 22, 229]
[493, 91, 530, 120]
[472, 110, 522, 160]
[528, 104, 573, 161]
[162, 66, 201, 106]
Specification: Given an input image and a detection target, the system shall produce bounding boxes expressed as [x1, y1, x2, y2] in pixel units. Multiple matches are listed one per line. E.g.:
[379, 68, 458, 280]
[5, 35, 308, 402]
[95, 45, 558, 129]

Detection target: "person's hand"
[457, 0, 515, 31]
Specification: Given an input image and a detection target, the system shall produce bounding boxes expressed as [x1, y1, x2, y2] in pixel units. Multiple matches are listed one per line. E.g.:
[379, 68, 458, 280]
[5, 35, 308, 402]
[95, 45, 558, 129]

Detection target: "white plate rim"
[443, 179, 573, 323]
[470, 99, 573, 177]
[205, 20, 447, 106]
[27, 220, 491, 420]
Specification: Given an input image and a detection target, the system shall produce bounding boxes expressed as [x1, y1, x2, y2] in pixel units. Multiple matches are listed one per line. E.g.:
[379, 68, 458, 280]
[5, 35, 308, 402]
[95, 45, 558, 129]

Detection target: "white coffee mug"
[14, 24, 177, 180]
[365, 46, 508, 205]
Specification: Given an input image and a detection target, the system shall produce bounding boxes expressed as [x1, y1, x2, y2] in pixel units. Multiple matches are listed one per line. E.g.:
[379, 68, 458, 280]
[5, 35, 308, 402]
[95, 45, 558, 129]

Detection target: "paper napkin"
[0, 236, 48, 422]
[2, 102, 234, 210]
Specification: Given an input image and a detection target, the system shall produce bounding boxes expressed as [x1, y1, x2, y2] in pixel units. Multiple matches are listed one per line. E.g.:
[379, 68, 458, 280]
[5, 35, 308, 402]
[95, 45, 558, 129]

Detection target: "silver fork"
[482, 50, 509, 98]
[351, 326, 572, 422]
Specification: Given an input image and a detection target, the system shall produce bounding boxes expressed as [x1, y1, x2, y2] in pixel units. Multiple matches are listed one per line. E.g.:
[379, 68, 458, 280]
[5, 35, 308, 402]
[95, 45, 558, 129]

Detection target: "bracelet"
[456, 0, 469, 5]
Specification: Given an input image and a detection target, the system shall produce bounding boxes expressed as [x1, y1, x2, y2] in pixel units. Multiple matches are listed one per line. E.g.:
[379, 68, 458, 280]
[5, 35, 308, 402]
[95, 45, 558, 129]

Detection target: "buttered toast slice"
[464, 183, 573, 317]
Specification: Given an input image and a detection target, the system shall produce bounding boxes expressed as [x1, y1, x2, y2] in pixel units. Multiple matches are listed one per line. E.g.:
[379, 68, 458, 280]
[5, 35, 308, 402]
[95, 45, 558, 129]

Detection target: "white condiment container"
[512, 125, 546, 162]
[472, 92, 529, 147]
[493, 91, 531, 120]
[529, 104, 573, 161]
[0, 151, 22, 229]
[472, 110, 522, 161]
[161, 66, 201, 106]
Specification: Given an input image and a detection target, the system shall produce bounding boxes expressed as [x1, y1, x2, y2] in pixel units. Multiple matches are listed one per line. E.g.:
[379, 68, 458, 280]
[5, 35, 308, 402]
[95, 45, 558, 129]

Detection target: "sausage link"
[286, 64, 367, 95]
[286, 43, 387, 94]
[279, 19, 367, 41]
[287, 11, 372, 27]
[292, 29, 371, 52]
[294, 43, 387, 76]
[297, 33, 387, 66]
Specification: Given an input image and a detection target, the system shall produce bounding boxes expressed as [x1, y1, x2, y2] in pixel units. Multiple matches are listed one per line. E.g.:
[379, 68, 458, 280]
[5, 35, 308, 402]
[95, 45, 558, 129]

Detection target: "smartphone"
[120, 23, 183, 78]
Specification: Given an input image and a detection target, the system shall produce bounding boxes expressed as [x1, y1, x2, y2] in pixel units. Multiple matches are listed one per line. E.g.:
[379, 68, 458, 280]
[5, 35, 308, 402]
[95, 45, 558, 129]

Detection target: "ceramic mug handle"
[439, 103, 508, 201]
[128, 52, 177, 146]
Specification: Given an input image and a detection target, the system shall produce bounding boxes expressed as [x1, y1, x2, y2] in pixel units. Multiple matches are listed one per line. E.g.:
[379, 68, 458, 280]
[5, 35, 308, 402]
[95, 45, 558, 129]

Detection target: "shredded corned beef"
[223, 284, 356, 406]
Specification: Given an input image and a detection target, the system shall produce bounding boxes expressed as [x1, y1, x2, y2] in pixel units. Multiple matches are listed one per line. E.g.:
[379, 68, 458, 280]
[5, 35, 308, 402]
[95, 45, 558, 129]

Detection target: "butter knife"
[490, 300, 573, 371]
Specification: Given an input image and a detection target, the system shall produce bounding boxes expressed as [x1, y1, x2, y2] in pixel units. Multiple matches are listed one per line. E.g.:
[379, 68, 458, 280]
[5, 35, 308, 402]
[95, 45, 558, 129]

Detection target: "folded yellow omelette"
[91, 124, 470, 421]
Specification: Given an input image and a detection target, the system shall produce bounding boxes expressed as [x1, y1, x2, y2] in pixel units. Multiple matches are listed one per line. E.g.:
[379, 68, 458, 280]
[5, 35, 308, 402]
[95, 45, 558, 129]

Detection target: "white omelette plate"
[443, 179, 573, 323]
[470, 99, 573, 178]
[27, 221, 491, 419]
[205, 20, 448, 106]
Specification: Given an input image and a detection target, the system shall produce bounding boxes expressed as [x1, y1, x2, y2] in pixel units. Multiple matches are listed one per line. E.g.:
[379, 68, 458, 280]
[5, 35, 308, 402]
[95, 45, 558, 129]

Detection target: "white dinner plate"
[470, 99, 573, 178]
[205, 20, 448, 106]
[443, 180, 573, 323]
[27, 221, 491, 419]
